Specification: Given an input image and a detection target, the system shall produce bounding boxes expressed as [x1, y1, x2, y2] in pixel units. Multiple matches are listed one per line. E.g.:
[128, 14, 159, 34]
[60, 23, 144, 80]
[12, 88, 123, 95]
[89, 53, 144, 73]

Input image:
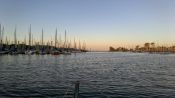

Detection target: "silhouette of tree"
[109, 46, 115, 51]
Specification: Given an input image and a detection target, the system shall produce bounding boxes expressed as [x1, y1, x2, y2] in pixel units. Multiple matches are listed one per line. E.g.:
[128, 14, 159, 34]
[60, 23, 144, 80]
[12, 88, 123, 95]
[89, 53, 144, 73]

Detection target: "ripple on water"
[0, 52, 175, 97]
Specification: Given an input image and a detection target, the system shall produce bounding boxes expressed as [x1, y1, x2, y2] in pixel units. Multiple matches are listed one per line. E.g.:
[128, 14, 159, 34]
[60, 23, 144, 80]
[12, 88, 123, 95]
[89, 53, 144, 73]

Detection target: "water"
[0, 52, 175, 98]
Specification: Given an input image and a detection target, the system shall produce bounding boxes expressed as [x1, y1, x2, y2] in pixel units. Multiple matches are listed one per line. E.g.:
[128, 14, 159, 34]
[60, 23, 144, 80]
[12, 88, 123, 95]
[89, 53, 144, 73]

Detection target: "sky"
[0, 0, 175, 51]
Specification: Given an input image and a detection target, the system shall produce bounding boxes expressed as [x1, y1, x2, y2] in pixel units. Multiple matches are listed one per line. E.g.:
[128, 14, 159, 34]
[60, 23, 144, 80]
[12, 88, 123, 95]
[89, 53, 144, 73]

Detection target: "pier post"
[74, 81, 80, 98]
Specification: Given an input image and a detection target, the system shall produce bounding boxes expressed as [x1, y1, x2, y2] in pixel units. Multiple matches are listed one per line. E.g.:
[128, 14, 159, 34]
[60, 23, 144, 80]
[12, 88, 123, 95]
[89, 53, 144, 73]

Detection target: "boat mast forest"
[0, 24, 87, 55]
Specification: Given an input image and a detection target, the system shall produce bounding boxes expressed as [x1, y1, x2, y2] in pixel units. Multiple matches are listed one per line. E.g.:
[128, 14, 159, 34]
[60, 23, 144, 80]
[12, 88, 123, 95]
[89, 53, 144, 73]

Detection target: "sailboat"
[10, 26, 19, 55]
[51, 28, 61, 55]
[25, 24, 35, 55]
[39, 28, 46, 55]
[62, 30, 71, 55]
[0, 25, 9, 54]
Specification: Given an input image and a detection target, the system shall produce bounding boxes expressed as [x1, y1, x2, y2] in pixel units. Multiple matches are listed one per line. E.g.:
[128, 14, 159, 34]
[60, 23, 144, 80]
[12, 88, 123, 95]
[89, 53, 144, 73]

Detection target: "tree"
[151, 42, 155, 48]
[135, 45, 139, 50]
[109, 46, 115, 51]
[144, 43, 150, 48]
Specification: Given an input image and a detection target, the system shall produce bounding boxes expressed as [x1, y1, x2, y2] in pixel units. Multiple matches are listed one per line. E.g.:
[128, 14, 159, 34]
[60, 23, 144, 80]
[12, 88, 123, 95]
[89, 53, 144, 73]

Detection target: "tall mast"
[59, 33, 62, 48]
[0, 25, 4, 45]
[32, 34, 33, 46]
[29, 24, 31, 46]
[69, 39, 71, 48]
[14, 26, 17, 45]
[79, 40, 81, 50]
[1, 26, 4, 44]
[24, 35, 26, 45]
[0, 24, 1, 43]
[0, 24, 1, 45]
[74, 38, 77, 49]
[51, 37, 53, 47]
[42, 28, 44, 46]
[0, 24, 2, 50]
[64, 30, 67, 48]
[50, 36, 53, 46]
[83, 41, 86, 50]
[5, 36, 8, 45]
[55, 28, 57, 48]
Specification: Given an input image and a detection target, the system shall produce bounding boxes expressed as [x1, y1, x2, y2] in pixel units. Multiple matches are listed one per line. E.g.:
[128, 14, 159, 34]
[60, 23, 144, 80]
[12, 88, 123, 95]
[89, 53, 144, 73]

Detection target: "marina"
[0, 0, 175, 97]
[0, 24, 87, 55]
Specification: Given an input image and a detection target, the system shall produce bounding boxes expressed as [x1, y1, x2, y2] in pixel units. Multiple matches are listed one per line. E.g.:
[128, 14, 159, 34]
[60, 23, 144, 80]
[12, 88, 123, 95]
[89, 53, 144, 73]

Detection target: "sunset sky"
[0, 0, 175, 51]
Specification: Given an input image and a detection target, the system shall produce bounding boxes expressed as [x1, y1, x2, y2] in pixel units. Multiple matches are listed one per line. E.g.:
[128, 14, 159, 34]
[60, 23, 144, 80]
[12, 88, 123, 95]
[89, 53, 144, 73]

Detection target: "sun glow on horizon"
[1, 0, 175, 51]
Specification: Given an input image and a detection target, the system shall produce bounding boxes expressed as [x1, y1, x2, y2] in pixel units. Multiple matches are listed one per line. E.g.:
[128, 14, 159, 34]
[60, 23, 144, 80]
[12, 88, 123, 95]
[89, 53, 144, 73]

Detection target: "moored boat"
[51, 50, 60, 55]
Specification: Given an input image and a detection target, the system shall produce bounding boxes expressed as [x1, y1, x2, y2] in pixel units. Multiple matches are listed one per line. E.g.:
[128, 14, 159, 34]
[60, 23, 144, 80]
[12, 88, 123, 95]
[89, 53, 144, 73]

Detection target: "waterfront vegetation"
[109, 42, 175, 53]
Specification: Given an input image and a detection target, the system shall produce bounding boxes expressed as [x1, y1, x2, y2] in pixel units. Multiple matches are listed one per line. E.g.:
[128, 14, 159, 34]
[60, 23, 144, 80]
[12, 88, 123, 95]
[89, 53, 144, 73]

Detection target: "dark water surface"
[0, 52, 175, 98]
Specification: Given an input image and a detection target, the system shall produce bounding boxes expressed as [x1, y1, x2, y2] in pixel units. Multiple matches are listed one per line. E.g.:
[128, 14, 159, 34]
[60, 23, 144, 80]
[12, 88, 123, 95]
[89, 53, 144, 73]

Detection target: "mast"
[32, 34, 33, 46]
[14, 26, 17, 46]
[82, 40, 86, 50]
[64, 30, 67, 48]
[0, 24, 1, 48]
[24, 35, 26, 45]
[5, 36, 8, 45]
[74, 38, 77, 49]
[29, 24, 31, 46]
[59, 33, 62, 48]
[0, 26, 4, 51]
[1, 26, 4, 45]
[42, 28, 44, 46]
[0, 24, 1, 50]
[0, 24, 3, 51]
[55, 28, 57, 48]
[79, 40, 81, 50]
[0, 24, 1, 44]
[69, 39, 71, 48]
[50, 36, 53, 47]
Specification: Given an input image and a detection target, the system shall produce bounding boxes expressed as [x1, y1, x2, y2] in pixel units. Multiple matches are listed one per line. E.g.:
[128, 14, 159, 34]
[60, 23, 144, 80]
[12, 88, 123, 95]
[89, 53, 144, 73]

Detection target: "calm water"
[0, 52, 175, 98]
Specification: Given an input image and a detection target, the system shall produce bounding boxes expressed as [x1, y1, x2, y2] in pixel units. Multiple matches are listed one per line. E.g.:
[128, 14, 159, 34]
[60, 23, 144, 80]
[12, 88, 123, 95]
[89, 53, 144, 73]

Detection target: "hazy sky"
[0, 0, 175, 51]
